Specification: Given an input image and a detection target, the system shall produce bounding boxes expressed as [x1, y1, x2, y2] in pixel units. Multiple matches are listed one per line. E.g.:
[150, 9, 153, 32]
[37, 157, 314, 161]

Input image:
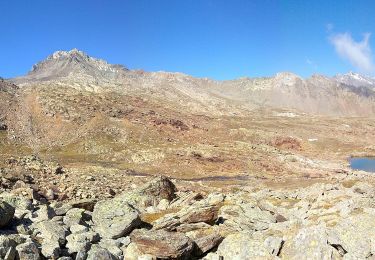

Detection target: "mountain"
[11, 49, 375, 117]
[334, 71, 375, 89]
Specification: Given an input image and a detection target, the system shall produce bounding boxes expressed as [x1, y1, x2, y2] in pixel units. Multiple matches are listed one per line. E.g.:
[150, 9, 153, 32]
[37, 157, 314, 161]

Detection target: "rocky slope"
[0, 173, 375, 259]
[11, 49, 375, 116]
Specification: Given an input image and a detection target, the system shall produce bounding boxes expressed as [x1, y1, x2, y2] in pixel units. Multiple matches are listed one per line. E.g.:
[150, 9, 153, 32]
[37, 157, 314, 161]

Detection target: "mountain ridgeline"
[7, 49, 375, 117]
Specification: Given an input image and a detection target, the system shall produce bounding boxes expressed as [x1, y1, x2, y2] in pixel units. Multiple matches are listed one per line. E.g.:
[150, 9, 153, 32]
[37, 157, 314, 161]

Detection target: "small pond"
[349, 157, 375, 173]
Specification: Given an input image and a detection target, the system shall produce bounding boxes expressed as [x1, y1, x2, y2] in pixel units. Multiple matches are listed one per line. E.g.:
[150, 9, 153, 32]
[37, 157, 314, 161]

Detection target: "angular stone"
[193, 233, 223, 256]
[86, 245, 116, 260]
[31, 205, 56, 223]
[32, 220, 69, 258]
[63, 208, 84, 228]
[216, 232, 274, 260]
[130, 229, 193, 259]
[218, 203, 276, 232]
[281, 225, 335, 260]
[69, 224, 88, 234]
[92, 199, 141, 239]
[98, 239, 123, 259]
[65, 231, 99, 254]
[16, 241, 40, 260]
[328, 213, 375, 258]
[117, 176, 177, 210]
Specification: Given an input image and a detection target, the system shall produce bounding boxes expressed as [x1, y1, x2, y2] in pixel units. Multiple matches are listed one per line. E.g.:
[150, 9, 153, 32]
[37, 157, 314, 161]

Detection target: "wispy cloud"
[326, 23, 334, 32]
[306, 58, 318, 70]
[329, 32, 374, 73]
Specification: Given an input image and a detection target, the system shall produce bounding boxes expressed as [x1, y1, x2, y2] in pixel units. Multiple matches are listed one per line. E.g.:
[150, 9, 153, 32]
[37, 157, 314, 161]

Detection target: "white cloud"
[330, 32, 374, 73]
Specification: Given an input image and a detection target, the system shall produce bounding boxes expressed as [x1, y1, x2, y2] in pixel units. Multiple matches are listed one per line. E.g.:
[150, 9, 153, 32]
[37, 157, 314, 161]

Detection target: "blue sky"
[1, 0, 375, 80]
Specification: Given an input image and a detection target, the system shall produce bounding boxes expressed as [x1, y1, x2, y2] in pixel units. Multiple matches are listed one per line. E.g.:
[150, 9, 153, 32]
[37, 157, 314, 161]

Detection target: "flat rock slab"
[130, 229, 193, 259]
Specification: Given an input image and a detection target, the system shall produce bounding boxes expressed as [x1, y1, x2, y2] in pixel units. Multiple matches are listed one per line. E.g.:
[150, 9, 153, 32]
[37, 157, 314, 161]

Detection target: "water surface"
[349, 157, 375, 173]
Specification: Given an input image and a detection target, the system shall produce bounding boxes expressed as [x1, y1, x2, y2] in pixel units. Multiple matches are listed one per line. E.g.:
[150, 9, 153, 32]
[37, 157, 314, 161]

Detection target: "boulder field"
[0, 176, 374, 259]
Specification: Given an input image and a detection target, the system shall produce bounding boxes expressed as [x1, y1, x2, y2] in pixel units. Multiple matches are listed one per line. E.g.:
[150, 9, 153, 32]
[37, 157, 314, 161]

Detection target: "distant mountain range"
[8, 49, 375, 116]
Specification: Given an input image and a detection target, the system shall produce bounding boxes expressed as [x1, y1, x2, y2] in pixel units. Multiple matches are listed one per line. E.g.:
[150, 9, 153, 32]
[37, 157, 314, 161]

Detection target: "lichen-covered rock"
[98, 239, 123, 259]
[63, 208, 85, 228]
[281, 225, 335, 260]
[65, 231, 99, 254]
[218, 203, 276, 232]
[328, 212, 375, 259]
[215, 232, 275, 260]
[32, 220, 69, 258]
[92, 198, 141, 239]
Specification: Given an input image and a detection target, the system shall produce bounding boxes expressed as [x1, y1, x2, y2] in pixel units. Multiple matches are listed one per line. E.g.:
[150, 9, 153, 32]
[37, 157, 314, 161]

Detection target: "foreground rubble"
[0, 175, 374, 259]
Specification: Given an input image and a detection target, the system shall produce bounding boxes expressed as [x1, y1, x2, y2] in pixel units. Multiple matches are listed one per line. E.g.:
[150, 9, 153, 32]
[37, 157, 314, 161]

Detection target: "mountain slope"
[11, 49, 375, 116]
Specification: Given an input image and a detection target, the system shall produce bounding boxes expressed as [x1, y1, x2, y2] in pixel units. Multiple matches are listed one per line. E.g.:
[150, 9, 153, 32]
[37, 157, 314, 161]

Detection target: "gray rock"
[31, 205, 56, 223]
[281, 225, 335, 260]
[215, 232, 274, 259]
[0, 201, 15, 228]
[75, 250, 88, 260]
[328, 213, 375, 258]
[63, 208, 85, 227]
[117, 176, 177, 211]
[264, 236, 283, 256]
[98, 239, 123, 259]
[86, 245, 117, 260]
[4, 246, 16, 260]
[66, 231, 99, 254]
[70, 224, 88, 234]
[51, 202, 72, 216]
[32, 220, 69, 258]
[92, 199, 141, 239]
[218, 203, 276, 232]
[0, 234, 28, 259]
[16, 241, 40, 260]
[0, 194, 33, 211]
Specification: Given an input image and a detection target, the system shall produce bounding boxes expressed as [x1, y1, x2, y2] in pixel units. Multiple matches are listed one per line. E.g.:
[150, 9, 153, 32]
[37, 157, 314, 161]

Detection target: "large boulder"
[118, 176, 177, 211]
[218, 203, 276, 232]
[152, 193, 224, 231]
[192, 232, 224, 256]
[0, 201, 15, 228]
[281, 225, 337, 260]
[129, 229, 194, 259]
[32, 220, 69, 258]
[328, 212, 375, 259]
[213, 232, 277, 260]
[92, 199, 141, 239]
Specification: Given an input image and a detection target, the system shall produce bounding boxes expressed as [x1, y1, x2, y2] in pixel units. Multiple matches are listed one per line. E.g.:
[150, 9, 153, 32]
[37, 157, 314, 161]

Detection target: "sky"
[1, 0, 375, 80]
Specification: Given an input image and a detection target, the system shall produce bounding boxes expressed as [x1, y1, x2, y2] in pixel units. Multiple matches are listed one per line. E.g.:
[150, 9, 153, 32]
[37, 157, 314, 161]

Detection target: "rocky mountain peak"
[16, 49, 129, 86]
[334, 71, 375, 88]
[47, 48, 89, 61]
